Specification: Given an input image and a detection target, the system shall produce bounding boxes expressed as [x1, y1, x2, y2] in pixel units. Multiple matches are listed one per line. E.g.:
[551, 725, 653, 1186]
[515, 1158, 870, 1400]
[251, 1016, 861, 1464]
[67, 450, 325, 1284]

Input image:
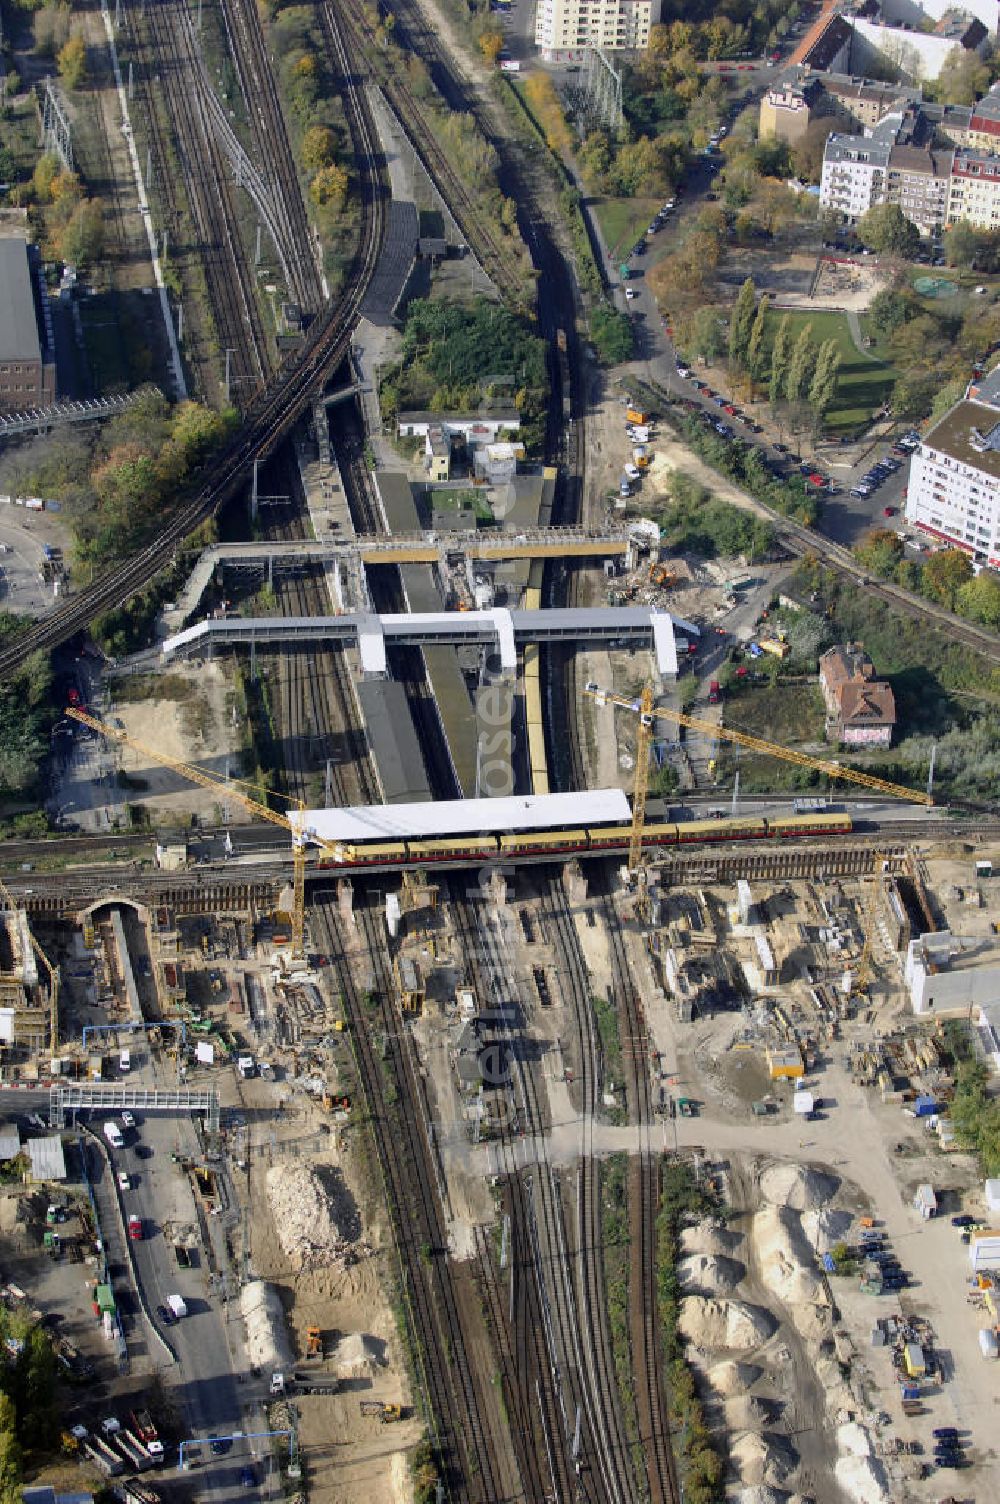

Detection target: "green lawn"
[765, 308, 897, 433]
[592, 197, 663, 261]
[428, 487, 493, 521]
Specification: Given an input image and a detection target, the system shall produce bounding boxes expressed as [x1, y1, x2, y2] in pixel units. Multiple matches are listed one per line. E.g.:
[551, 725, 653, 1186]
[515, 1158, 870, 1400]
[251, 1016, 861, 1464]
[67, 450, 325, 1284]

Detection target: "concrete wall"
[852, 20, 979, 82]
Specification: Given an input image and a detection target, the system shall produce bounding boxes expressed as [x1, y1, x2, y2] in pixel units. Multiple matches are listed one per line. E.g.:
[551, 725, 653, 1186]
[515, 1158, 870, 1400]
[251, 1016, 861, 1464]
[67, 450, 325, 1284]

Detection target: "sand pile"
[737, 1489, 788, 1504]
[265, 1163, 360, 1269]
[241, 1281, 293, 1373]
[835, 1424, 890, 1504]
[731, 1431, 796, 1488]
[759, 1163, 838, 1211]
[678, 1253, 745, 1295]
[753, 1206, 829, 1309]
[800, 1206, 854, 1253]
[680, 1220, 744, 1256]
[680, 1297, 775, 1351]
[709, 1359, 762, 1395]
[333, 1331, 386, 1378]
[724, 1394, 775, 1432]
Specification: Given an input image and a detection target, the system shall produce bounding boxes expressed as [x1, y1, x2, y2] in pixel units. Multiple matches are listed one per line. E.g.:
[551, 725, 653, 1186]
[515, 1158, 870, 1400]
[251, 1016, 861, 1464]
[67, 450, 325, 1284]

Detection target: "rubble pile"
[265, 1163, 361, 1270]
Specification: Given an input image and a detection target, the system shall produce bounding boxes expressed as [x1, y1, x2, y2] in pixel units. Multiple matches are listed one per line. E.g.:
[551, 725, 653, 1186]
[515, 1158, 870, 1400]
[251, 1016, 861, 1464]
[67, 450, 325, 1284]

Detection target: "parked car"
[117, 1172, 130, 1192]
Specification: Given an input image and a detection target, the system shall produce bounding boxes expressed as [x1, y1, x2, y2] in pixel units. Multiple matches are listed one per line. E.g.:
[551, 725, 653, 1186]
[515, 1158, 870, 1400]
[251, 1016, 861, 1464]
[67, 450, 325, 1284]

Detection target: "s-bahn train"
[315, 809, 853, 869]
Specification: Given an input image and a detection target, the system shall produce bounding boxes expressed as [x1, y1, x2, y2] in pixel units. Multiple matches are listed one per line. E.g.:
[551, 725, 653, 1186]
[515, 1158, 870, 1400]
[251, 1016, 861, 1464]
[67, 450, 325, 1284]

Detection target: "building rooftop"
[26, 1134, 66, 1182]
[356, 679, 431, 805]
[921, 397, 1000, 479]
[838, 681, 896, 727]
[887, 144, 952, 178]
[291, 788, 631, 845]
[800, 13, 854, 70]
[0, 238, 42, 365]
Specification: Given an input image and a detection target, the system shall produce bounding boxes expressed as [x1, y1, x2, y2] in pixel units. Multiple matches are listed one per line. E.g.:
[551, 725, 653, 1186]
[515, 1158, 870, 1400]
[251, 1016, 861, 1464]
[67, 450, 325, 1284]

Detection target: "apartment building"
[0, 238, 56, 415]
[819, 116, 897, 220]
[886, 144, 952, 235]
[534, 0, 660, 60]
[947, 147, 1000, 227]
[905, 365, 1000, 564]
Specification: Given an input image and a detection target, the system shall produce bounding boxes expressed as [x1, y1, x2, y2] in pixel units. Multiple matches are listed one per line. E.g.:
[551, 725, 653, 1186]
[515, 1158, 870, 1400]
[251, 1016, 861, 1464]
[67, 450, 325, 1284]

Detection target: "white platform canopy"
[290, 788, 631, 846]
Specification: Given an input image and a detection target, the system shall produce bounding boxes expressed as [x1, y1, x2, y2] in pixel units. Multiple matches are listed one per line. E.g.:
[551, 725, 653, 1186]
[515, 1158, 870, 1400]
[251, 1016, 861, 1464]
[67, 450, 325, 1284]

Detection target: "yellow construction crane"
[67, 707, 329, 960]
[584, 680, 932, 872]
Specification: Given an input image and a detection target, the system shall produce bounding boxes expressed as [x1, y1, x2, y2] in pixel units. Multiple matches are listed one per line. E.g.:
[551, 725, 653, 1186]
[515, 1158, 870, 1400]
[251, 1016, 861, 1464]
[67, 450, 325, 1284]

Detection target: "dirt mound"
[678, 1253, 745, 1295]
[753, 1205, 828, 1308]
[836, 1423, 890, 1504]
[680, 1297, 775, 1351]
[737, 1488, 789, 1504]
[265, 1162, 361, 1270]
[759, 1162, 838, 1211]
[800, 1206, 854, 1253]
[679, 1220, 744, 1256]
[731, 1431, 797, 1488]
[724, 1394, 777, 1432]
[709, 1359, 762, 1396]
[333, 1331, 387, 1378]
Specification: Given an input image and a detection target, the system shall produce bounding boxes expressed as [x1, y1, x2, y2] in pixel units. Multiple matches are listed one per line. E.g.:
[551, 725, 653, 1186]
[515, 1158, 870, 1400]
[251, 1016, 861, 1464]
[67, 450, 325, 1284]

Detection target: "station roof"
[356, 679, 431, 804]
[290, 788, 631, 845]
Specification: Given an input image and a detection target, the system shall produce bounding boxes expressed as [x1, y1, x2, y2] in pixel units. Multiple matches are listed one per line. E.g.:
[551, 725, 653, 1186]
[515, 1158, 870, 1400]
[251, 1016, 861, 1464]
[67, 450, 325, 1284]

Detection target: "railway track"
[331, 0, 524, 305]
[137, 0, 270, 399]
[596, 876, 678, 1504]
[217, 0, 322, 313]
[0, 5, 385, 685]
[313, 890, 512, 1503]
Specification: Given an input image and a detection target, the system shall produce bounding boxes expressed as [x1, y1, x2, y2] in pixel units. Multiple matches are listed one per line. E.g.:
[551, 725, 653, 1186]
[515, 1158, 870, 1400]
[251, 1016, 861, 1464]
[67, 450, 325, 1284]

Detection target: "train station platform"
[289, 787, 630, 846]
[161, 606, 698, 678]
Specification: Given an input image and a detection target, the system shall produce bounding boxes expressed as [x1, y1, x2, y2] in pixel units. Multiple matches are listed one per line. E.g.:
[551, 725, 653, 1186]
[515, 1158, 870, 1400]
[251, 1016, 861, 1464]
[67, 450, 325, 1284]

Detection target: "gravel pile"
[678, 1253, 745, 1295]
[759, 1163, 838, 1212]
[680, 1297, 775, 1351]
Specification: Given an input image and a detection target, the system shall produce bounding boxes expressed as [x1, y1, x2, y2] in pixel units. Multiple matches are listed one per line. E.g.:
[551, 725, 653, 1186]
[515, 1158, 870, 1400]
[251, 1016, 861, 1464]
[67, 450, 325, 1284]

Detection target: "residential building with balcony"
[905, 364, 1000, 564]
[534, 0, 660, 60]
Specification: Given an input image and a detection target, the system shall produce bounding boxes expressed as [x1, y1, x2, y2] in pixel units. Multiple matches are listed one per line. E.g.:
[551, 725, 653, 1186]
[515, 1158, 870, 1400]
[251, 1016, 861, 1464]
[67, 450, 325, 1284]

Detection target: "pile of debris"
[265, 1163, 362, 1270]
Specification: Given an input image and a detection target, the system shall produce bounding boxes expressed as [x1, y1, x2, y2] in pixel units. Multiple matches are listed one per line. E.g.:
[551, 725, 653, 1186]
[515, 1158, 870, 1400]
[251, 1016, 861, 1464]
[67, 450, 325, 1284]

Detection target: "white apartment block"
[905, 366, 1000, 565]
[535, 0, 660, 60]
[819, 119, 896, 221]
[947, 148, 1000, 228]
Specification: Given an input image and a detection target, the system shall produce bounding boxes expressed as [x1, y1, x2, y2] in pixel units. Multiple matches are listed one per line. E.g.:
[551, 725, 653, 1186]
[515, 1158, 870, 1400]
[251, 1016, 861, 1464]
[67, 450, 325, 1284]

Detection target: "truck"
[113, 1429, 152, 1471]
[103, 1121, 123, 1150]
[119, 1048, 131, 1073]
[625, 407, 649, 425]
[128, 1214, 143, 1241]
[166, 1294, 187, 1320]
[130, 1409, 164, 1459]
[83, 1435, 125, 1476]
[708, 680, 722, 704]
[236, 1055, 255, 1079]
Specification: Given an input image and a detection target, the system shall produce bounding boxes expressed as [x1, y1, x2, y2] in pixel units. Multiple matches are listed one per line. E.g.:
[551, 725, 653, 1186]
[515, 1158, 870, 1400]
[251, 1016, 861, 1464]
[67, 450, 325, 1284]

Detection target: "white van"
[119, 1049, 130, 1074]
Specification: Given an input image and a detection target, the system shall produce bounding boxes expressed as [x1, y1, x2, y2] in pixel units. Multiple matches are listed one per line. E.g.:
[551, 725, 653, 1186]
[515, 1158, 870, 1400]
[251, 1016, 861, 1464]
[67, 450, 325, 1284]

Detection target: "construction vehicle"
[66, 707, 348, 961]
[649, 562, 674, 588]
[625, 407, 649, 425]
[305, 1326, 323, 1359]
[359, 1400, 403, 1423]
[583, 681, 932, 874]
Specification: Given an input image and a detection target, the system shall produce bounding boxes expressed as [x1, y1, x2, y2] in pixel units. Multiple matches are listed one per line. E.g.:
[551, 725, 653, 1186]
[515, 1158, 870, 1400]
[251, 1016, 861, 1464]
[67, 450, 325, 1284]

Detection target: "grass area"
[593, 992, 626, 1121]
[718, 681, 829, 793]
[428, 487, 493, 521]
[765, 308, 897, 433]
[592, 196, 663, 262]
[600, 1154, 643, 1497]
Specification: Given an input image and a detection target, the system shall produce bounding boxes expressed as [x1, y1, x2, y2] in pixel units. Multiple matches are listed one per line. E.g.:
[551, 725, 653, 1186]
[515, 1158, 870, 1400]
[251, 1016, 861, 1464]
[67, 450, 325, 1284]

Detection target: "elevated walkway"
[162, 606, 698, 679]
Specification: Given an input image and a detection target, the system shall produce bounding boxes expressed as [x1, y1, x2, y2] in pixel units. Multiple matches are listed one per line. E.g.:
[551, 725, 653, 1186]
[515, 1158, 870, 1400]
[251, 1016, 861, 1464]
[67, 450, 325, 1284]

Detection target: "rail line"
[138, 0, 269, 398]
[597, 876, 678, 1504]
[315, 890, 510, 1502]
[216, 0, 322, 313]
[0, 5, 385, 684]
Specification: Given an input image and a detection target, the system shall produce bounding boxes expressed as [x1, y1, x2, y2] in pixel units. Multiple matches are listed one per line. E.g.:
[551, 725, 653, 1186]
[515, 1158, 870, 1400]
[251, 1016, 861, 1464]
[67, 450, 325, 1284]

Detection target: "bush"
[590, 303, 634, 365]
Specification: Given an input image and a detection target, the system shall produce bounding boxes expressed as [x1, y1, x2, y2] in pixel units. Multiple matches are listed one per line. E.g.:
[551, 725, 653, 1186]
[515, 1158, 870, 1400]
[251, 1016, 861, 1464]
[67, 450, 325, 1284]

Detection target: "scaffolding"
[585, 48, 623, 136]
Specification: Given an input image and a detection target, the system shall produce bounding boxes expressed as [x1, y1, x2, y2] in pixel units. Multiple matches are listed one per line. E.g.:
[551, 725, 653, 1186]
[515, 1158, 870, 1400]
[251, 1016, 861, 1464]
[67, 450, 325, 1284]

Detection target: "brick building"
[819, 644, 897, 747]
[0, 238, 56, 415]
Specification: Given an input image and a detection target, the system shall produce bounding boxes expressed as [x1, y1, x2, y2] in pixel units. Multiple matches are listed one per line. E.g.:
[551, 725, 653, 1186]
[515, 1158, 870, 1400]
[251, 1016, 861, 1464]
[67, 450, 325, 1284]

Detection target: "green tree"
[590, 303, 634, 365]
[56, 34, 86, 90]
[867, 287, 918, 337]
[956, 572, 1000, 628]
[857, 202, 920, 259]
[59, 198, 104, 267]
[301, 125, 336, 172]
[746, 294, 770, 381]
[855, 527, 903, 578]
[943, 221, 983, 269]
[308, 163, 348, 210]
[17, 1327, 56, 1450]
[922, 547, 974, 608]
[785, 321, 816, 405]
[0, 1391, 21, 1504]
[685, 304, 727, 363]
[808, 337, 842, 419]
[935, 48, 990, 106]
[728, 276, 756, 367]
[769, 313, 792, 407]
